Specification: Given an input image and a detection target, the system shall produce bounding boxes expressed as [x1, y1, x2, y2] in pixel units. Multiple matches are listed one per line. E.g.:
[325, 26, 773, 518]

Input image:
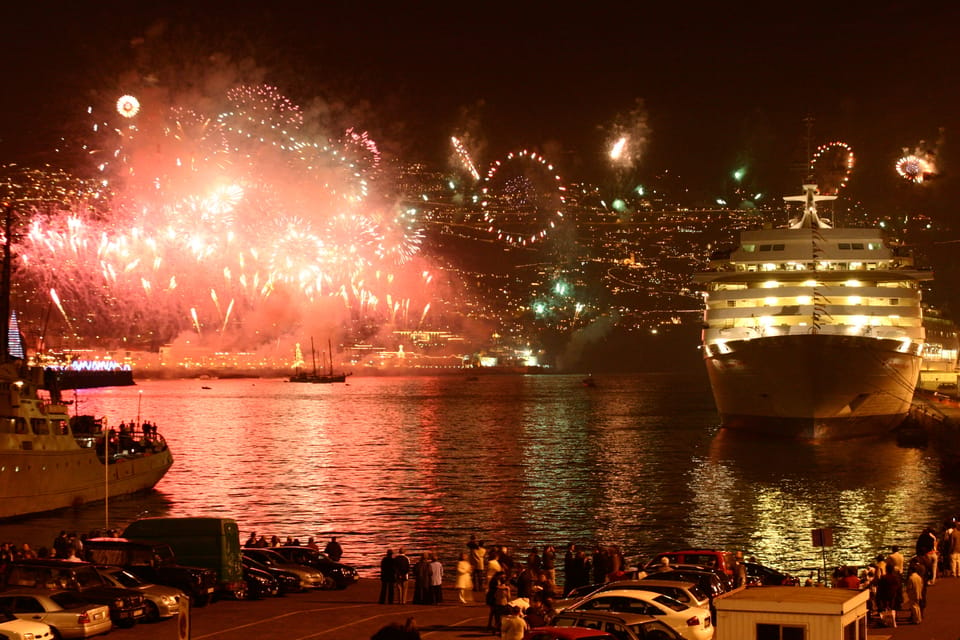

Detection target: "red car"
[526, 628, 618, 640]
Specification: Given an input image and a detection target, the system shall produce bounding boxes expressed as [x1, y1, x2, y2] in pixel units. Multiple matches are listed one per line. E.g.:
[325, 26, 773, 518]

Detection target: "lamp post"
[104, 426, 111, 531]
[136, 390, 143, 426]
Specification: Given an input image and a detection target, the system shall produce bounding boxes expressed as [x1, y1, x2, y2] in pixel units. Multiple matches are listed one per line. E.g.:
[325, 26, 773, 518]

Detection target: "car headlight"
[23, 634, 35, 640]
[160, 595, 175, 604]
[114, 598, 124, 609]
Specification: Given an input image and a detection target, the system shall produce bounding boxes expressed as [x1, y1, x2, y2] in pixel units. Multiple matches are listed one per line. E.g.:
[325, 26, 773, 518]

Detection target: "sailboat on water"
[289, 338, 351, 383]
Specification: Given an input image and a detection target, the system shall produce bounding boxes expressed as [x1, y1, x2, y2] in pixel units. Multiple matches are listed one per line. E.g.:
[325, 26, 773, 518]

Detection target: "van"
[642, 549, 737, 577]
[122, 517, 245, 599]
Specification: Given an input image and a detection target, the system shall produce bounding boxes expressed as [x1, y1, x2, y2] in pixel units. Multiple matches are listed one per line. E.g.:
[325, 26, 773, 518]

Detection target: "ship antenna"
[1, 203, 12, 363]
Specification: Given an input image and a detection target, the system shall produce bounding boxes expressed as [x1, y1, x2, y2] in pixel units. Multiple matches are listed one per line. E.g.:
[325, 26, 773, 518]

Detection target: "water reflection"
[3, 374, 956, 578]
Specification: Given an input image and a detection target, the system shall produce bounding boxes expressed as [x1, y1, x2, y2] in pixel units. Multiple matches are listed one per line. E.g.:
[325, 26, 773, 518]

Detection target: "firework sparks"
[809, 141, 855, 194]
[15, 82, 433, 346]
[451, 136, 481, 182]
[480, 150, 567, 246]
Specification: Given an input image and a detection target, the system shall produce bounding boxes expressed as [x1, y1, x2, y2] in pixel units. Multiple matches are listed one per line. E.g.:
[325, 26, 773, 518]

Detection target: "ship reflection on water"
[6, 375, 959, 576]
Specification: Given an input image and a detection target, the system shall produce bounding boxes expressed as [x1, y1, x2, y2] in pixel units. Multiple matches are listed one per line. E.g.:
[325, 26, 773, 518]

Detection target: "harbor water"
[4, 372, 960, 579]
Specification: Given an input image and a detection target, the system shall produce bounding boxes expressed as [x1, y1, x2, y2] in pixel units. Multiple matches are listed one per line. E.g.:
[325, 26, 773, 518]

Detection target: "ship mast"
[1, 204, 13, 363]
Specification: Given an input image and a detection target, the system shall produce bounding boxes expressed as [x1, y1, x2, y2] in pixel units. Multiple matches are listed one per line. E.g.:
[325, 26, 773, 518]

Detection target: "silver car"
[0, 589, 109, 639]
[241, 549, 328, 590]
[95, 567, 182, 621]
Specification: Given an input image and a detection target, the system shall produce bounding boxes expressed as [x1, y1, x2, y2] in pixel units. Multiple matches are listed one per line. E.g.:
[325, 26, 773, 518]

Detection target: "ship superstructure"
[695, 184, 932, 439]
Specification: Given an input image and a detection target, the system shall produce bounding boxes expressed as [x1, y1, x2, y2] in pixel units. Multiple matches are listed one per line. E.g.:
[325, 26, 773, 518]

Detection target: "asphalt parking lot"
[110, 579, 490, 640]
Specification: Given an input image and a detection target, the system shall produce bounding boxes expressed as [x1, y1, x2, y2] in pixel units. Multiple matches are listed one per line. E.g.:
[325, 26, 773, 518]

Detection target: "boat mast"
[310, 337, 318, 375]
[328, 338, 334, 375]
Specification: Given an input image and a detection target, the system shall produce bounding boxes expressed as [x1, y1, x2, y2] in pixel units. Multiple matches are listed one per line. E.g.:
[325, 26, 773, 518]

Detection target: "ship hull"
[704, 334, 920, 440]
[0, 447, 173, 520]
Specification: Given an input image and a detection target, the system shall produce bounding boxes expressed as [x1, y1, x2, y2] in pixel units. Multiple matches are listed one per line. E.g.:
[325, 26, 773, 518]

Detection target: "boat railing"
[73, 421, 169, 462]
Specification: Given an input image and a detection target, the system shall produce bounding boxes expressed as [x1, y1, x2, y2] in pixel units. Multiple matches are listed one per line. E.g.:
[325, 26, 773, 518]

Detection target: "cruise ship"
[695, 184, 932, 440]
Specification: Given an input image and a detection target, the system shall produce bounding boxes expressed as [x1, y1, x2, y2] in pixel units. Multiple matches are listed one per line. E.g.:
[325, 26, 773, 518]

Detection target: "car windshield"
[51, 591, 89, 608]
[108, 569, 144, 588]
[687, 585, 709, 601]
[246, 552, 278, 567]
[652, 594, 688, 612]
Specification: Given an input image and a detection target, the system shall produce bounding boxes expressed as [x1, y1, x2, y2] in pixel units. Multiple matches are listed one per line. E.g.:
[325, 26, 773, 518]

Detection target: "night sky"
[5, 1, 960, 218]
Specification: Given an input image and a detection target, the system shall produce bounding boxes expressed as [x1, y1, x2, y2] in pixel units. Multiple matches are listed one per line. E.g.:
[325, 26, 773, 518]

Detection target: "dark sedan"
[270, 547, 358, 589]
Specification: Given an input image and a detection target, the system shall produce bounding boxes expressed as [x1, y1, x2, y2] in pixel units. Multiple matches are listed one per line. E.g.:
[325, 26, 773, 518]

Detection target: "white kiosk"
[715, 586, 870, 640]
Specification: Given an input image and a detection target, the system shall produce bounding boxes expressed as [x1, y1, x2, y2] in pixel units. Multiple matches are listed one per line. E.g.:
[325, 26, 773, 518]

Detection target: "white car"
[566, 589, 713, 640]
[0, 607, 55, 640]
[0, 589, 111, 639]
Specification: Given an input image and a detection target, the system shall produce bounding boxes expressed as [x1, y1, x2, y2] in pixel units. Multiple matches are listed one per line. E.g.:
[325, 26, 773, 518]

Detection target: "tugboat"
[0, 206, 173, 519]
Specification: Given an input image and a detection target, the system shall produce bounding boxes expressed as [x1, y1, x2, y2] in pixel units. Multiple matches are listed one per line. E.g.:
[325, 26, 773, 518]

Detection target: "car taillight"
[78, 612, 90, 624]
[687, 616, 701, 626]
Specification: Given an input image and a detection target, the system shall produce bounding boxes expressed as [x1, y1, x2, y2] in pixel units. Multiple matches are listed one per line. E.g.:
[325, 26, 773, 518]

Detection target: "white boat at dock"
[695, 183, 932, 439]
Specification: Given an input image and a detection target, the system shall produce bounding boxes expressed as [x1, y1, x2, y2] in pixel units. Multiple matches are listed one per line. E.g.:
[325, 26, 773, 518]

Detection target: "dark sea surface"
[4, 372, 959, 579]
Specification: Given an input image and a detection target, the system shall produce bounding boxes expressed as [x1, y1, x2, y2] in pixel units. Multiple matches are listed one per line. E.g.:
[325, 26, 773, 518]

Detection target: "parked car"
[643, 569, 732, 600]
[241, 549, 327, 590]
[743, 562, 798, 586]
[0, 607, 55, 640]
[565, 589, 712, 640]
[525, 627, 617, 640]
[642, 551, 736, 579]
[599, 580, 711, 609]
[241, 556, 298, 595]
[0, 589, 112, 638]
[240, 560, 279, 599]
[95, 566, 182, 621]
[550, 610, 685, 640]
[82, 538, 217, 606]
[270, 547, 358, 589]
[1, 560, 145, 628]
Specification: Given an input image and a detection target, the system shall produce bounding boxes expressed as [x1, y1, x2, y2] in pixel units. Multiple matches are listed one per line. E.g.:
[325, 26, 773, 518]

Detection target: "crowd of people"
[241, 531, 344, 560]
[371, 536, 631, 639]
[0, 529, 116, 567]
[829, 517, 960, 627]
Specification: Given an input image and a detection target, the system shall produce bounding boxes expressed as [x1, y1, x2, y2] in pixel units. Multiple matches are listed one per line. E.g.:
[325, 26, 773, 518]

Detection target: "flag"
[178, 594, 191, 640]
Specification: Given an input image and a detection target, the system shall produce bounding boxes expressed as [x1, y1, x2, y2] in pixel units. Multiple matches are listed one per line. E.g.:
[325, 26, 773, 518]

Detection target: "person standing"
[947, 519, 960, 578]
[379, 549, 396, 604]
[486, 550, 502, 588]
[542, 545, 556, 591]
[886, 546, 905, 575]
[429, 553, 444, 604]
[394, 547, 411, 604]
[905, 562, 924, 624]
[916, 527, 938, 585]
[455, 552, 472, 603]
[500, 605, 528, 640]
[324, 536, 343, 562]
[413, 553, 431, 604]
[876, 561, 902, 618]
[470, 540, 487, 592]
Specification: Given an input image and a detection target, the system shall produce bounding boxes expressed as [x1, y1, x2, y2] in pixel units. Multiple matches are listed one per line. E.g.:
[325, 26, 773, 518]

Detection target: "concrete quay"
[103, 574, 960, 640]
[875, 574, 960, 640]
